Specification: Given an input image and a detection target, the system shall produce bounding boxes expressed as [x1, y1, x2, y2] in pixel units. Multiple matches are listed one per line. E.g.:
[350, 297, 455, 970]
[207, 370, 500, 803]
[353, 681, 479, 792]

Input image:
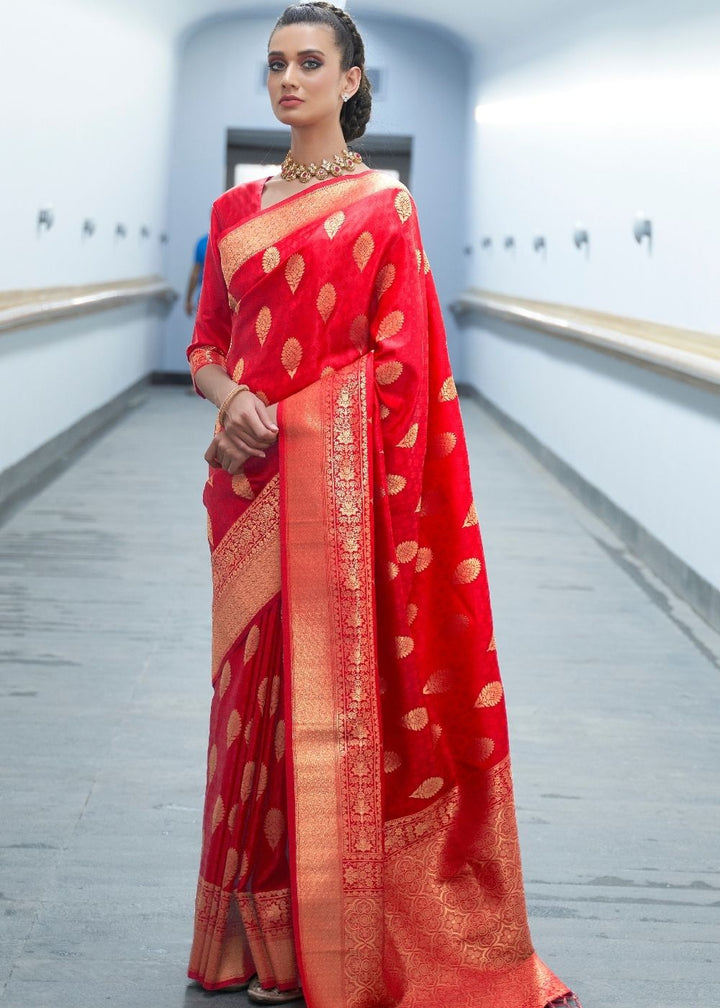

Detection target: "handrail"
[0, 276, 177, 334]
[451, 289, 720, 390]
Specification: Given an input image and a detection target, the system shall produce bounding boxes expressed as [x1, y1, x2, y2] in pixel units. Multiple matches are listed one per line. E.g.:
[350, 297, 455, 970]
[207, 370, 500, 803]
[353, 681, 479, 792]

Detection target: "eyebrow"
[268, 49, 326, 57]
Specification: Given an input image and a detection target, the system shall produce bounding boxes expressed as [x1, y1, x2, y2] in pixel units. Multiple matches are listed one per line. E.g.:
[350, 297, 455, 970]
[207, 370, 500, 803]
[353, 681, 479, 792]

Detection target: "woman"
[187, 4, 580, 1007]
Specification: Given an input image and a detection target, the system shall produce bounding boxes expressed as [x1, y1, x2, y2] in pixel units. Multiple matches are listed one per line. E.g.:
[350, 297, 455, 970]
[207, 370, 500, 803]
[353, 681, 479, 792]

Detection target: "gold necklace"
[280, 147, 362, 183]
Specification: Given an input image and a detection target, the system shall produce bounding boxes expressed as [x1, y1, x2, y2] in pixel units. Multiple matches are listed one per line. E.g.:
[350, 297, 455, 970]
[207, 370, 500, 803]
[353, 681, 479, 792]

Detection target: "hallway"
[0, 388, 718, 1008]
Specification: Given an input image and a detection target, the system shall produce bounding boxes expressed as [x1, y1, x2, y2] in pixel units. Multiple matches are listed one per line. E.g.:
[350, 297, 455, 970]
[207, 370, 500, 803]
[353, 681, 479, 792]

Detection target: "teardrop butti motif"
[208, 744, 218, 783]
[475, 737, 496, 761]
[232, 473, 255, 500]
[282, 337, 303, 378]
[380, 405, 391, 420]
[377, 310, 405, 342]
[212, 795, 225, 832]
[232, 358, 245, 383]
[264, 808, 285, 849]
[244, 624, 260, 663]
[269, 675, 280, 716]
[454, 557, 482, 583]
[384, 751, 401, 773]
[388, 561, 399, 580]
[349, 314, 369, 351]
[227, 805, 239, 833]
[410, 776, 443, 799]
[256, 763, 268, 799]
[256, 306, 272, 345]
[396, 540, 419, 563]
[285, 253, 305, 293]
[226, 709, 242, 748]
[376, 361, 403, 385]
[415, 547, 433, 572]
[275, 719, 285, 762]
[463, 502, 479, 527]
[387, 474, 407, 495]
[397, 423, 418, 448]
[439, 376, 458, 401]
[353, 231, 375, 272]
[423, 669, 453, 694]
[415, 249, 422, 273]
[475, 681, 504, 707]
[376, 263, 396, 298]
[396, 636, 415, 659]
[241, 762, 255, 802]
[395, 189, 413, 223]
[402, 706, 428, 730]
[324, 211, 345, 239]
[316, 282, 337, 323]
[262, 246, 281, 272]
[219, 662, 231, 698]
[257, 677, 268, 713]
[406, 602, 418, 625]
[487, 633, 497, 652]
[433, 432, 457, 457]
[423, 250, 431, 273]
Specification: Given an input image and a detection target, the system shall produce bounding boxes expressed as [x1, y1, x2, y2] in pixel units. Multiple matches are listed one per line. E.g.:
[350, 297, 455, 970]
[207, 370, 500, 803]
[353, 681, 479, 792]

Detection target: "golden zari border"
[280, 357, 385, 1008]
[211, 475, 280, 679]
[218, 172, 401, 287]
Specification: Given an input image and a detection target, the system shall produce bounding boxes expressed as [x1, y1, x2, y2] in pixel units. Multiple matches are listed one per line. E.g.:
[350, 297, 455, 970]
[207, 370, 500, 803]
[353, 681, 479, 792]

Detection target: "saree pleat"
[188, 171, 577, 1007]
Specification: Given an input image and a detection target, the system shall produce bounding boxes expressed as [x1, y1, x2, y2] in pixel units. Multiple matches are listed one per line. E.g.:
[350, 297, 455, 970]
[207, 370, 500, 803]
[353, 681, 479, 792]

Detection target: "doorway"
[226, 128, 412, 189]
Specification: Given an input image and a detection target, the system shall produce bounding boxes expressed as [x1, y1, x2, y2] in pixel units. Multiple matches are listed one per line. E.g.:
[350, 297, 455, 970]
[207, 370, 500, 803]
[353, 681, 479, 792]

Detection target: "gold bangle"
[217, 384, 249, 426]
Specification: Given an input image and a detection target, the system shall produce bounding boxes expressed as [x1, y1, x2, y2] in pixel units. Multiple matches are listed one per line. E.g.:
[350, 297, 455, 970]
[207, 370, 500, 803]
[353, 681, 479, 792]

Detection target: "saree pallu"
[188, 171, 575, 1008]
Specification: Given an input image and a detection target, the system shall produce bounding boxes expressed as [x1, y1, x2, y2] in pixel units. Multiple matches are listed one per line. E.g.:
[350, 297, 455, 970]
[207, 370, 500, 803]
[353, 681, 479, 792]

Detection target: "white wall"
[0, 0, 176, 475]
[160, 13, 470, 372]
[464, 1, 720, 593]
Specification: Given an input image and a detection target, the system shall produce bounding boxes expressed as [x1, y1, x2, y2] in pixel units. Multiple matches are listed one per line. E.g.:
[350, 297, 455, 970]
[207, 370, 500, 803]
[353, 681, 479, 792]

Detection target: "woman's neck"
[289, 125, 350, 166]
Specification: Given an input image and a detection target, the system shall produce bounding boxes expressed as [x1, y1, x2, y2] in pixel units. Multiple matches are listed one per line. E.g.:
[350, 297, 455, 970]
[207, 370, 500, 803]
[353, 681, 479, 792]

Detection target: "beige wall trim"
[0, 277, 177, 334]
[452, 289, 720, 390]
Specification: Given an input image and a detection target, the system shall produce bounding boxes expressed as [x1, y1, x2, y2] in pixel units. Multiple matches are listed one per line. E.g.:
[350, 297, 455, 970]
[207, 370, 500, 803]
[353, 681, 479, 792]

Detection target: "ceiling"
[90, 0, 620, 51]
[90, 0, 717, 55]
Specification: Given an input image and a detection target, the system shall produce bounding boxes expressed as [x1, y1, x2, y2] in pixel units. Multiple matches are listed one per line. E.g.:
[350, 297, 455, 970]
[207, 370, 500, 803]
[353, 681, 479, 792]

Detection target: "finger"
[255, 401, 279, 434]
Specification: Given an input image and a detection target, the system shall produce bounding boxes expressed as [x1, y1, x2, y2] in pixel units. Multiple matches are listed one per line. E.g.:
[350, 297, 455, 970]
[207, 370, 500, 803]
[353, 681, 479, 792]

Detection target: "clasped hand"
[205, 391, 279, 474]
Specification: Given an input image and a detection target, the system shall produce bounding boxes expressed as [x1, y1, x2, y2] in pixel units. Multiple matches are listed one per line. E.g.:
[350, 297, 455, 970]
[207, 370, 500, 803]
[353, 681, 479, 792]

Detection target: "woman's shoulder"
[211, 178, 265, 228]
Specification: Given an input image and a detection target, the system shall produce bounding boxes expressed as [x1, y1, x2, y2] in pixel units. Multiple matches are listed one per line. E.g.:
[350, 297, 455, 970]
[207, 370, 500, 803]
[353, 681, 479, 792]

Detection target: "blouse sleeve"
[187, 204, 232, 388]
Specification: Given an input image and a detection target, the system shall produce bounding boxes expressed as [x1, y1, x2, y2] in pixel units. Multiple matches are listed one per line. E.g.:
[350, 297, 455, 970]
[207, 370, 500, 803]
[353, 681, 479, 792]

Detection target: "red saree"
[188, 171, 577, 1008]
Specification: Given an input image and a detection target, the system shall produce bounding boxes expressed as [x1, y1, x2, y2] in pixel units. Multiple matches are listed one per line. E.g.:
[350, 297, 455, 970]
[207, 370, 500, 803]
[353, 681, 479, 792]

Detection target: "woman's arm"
[195, 364, 278, 473]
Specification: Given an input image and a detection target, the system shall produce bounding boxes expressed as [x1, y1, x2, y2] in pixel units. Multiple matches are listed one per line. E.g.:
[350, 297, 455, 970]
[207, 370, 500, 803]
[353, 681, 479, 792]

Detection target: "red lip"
[280, 96, 303, 106]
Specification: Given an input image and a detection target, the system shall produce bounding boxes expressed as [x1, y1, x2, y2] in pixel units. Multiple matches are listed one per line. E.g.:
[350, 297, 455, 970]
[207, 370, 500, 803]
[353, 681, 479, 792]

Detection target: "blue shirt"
[195, 234, 209, 288]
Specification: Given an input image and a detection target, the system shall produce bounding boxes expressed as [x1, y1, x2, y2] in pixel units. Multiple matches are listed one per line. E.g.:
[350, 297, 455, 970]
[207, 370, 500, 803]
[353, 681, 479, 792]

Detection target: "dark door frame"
[226, 128, 413, 189]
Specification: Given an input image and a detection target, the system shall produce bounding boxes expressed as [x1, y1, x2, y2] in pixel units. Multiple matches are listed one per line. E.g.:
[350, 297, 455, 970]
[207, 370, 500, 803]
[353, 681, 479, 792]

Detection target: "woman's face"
[267, 23, 356, 131]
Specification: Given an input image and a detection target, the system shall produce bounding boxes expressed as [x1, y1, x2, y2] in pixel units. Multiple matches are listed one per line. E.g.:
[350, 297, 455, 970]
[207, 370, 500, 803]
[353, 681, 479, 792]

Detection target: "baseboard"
[151, 370, 192, 386]
[0, 378, 149, 526]
[458, 382, 720, 633]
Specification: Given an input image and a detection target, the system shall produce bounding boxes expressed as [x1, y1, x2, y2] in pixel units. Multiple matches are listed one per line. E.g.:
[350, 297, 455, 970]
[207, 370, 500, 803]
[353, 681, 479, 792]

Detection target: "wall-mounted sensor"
[481, 236, 492, 249]
[140, 225, 151, 239]
[573, 225, 590, 250]
[82, 218, 96, 237]
[504, 235, 516, 250]
[533, 235, 546, 253]
[37, 207, 54, 231]
[633, 215, 652, 249]
[115, 223, 127, 238]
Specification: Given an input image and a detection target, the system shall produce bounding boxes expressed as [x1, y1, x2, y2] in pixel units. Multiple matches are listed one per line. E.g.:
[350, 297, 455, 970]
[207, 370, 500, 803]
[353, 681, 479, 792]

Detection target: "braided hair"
[271, 2, 372, 141]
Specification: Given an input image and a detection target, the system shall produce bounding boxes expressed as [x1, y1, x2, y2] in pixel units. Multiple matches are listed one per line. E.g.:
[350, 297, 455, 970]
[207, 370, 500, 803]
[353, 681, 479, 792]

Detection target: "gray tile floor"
[1, 387, 718, 1008]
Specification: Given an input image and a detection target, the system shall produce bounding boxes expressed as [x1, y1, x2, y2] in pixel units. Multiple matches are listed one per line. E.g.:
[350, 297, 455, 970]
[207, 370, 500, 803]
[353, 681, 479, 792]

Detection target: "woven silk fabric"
[187, 171, 574, 1007]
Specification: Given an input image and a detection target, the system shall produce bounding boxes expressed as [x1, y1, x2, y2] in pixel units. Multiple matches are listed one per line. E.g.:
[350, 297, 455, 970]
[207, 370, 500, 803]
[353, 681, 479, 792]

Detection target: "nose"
[281, 62, 298, 89]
